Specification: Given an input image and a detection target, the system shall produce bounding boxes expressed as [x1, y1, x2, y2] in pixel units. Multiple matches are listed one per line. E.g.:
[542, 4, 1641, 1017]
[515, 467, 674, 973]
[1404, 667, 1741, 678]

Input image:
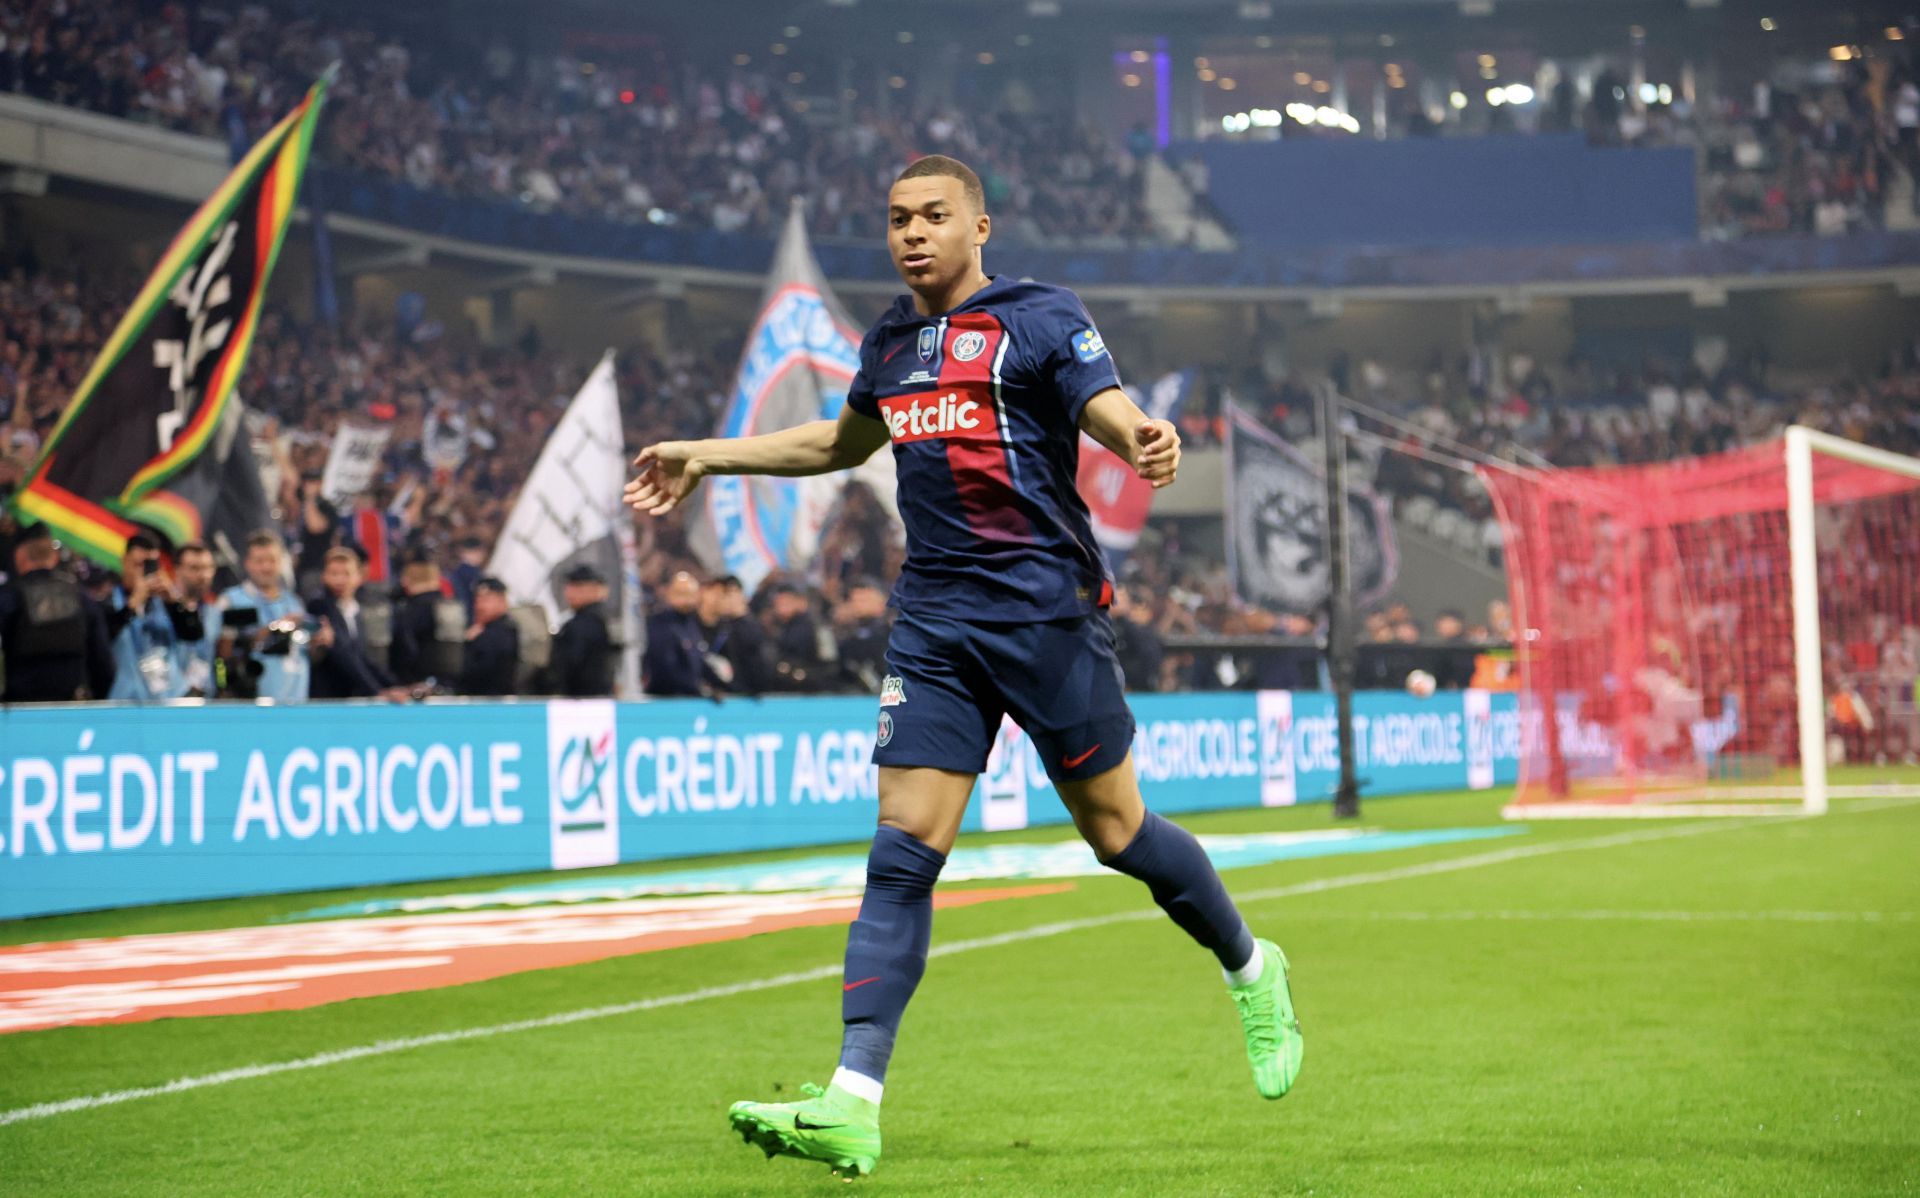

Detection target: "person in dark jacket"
[551, 563, 614, 697]
[1110, 584, 1165, 693]
[763, 580, 827, 693]
[388, 558, 449, 686]
[459, 577, 520, 697]
[644, 570, 704, 697]
[307, 548, 399, 700]
[698, 574, 771, 695]
[0, 524, 114, 702]
[833, 577, 892, 694]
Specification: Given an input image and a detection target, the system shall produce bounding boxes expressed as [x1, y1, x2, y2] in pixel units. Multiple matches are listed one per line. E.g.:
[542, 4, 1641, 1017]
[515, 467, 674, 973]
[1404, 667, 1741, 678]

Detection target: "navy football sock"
[1102, 811, 1256, 972]
[838, 825, 947, 1085]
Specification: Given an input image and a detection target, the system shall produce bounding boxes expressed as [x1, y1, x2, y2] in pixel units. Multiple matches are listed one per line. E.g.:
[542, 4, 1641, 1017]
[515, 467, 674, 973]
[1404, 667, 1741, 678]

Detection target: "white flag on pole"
[487, 351, 641, 694]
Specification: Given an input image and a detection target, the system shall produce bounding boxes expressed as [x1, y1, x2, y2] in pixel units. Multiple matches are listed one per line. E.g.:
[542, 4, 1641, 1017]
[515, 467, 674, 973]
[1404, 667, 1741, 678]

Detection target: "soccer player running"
[625, 155, 1302, 1179]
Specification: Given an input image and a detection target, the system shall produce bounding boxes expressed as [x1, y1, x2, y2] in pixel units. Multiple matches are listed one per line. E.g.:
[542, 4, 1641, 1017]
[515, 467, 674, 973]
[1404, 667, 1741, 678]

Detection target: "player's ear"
[974, 211, 990, 247]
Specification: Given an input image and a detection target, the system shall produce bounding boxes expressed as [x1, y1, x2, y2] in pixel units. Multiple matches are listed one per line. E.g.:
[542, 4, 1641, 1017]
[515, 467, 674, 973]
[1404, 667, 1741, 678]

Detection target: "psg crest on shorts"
[951, 331, 987, 362]
[917, 325, 938, 363]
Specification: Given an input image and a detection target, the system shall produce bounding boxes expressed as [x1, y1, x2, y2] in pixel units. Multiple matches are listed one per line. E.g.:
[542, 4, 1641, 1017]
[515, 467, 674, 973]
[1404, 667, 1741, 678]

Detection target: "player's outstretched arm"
[625, 406, 891, 516]
[1079, 386, 1180, 489]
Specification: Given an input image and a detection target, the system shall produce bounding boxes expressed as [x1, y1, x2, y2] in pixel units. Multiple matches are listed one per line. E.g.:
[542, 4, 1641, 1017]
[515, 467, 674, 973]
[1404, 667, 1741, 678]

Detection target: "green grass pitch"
[2, 772, 1917, 1196]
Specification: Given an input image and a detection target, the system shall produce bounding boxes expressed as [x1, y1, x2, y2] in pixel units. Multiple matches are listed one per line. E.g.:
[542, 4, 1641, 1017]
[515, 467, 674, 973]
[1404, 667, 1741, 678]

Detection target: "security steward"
[550, 563, 614, 697]
[0, 524, 115, 702]
[458, 576, 521, 697]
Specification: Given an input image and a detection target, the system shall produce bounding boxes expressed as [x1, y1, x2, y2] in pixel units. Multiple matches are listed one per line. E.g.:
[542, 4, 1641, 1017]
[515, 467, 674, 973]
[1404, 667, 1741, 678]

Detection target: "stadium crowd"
[5, 239, 1917, 705]
[0, 0, 1154, 247]
[0, 251, 1513, 704]
[5, 0, 1916, 243]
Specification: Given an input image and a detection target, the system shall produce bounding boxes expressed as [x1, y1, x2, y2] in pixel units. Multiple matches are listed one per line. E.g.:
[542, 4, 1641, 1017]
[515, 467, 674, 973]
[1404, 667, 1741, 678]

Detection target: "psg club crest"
[951, 331, 987, 362]
[917, 325, 938, 363]
[877, 711, 894, 746]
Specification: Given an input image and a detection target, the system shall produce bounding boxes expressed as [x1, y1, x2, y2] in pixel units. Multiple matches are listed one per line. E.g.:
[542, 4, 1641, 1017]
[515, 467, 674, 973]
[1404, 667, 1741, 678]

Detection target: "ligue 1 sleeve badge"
[952, 330, 987, 362]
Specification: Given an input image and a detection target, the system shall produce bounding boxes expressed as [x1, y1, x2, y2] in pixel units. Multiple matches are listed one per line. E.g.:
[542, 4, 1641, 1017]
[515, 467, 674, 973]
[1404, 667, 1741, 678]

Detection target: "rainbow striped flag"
[9, 73, 330, 565]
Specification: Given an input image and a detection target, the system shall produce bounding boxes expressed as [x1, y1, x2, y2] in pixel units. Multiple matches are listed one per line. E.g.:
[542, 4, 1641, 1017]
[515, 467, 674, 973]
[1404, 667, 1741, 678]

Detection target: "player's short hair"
[323, 546, 362, 569]
[246, 530, 283, 554]
[175, 540, 212, 560]
[895, 155, 986, 215]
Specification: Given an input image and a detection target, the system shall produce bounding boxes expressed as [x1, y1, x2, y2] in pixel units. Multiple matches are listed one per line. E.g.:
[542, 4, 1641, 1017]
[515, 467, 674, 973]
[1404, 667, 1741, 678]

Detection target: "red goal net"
[1481, 436, 1920, 809]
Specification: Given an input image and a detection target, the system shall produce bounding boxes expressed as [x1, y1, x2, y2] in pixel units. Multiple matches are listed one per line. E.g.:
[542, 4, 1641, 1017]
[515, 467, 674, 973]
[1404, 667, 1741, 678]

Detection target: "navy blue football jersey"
[845, 276, 1122, 623]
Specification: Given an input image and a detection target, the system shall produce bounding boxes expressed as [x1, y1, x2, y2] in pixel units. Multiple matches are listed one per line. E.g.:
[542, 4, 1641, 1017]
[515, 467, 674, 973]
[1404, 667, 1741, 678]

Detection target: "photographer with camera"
[219, 531, 324, 703]
[105, 532, 206, 702]
[171, 540, 223, 698]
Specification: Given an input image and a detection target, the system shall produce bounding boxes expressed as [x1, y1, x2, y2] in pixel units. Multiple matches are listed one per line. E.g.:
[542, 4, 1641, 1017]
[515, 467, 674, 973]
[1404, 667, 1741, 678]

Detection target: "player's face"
[887, 176, 988, 292]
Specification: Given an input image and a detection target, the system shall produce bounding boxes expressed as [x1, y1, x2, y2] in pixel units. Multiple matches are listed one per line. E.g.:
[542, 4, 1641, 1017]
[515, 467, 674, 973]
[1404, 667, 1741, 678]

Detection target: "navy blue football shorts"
[871, 609, 1136, 786]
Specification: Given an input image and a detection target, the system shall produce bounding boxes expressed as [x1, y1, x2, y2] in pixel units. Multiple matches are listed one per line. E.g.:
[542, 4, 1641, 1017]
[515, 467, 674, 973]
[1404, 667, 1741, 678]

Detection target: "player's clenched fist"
[625, 442, 705, 516]
[1134, 419, 1180, 489]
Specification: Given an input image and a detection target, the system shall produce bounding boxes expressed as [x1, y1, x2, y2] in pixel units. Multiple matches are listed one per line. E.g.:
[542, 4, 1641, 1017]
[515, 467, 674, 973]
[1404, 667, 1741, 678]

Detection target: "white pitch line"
[1282, 910, 1918, 924]
[5, 793, 1917, 1128]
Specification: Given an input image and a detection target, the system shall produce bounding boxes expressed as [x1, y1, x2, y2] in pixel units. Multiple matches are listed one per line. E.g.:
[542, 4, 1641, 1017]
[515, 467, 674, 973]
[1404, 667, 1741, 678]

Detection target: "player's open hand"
[1134, 419, 1180, 489]
[626, 442, 705, 516]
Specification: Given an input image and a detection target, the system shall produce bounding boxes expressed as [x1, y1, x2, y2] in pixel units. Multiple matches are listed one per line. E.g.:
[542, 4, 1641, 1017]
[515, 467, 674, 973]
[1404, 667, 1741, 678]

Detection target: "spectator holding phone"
[105, 532, 203, 702]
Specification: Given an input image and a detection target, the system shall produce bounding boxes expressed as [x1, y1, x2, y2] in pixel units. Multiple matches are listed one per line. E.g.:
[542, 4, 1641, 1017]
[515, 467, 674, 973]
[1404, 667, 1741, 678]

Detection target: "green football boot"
[728, 1082, 881, 1180]
[1230, 938, 1304, 1099]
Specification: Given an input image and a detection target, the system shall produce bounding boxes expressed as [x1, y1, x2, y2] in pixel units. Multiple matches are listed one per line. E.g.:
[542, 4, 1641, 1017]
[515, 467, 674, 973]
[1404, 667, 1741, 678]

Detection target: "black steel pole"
[1322, 381, 1361, 819]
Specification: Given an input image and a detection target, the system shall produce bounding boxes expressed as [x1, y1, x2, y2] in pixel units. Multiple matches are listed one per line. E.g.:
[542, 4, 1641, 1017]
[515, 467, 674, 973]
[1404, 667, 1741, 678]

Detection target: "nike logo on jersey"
[882, 342, 906, 364]
[877, 389, 997, 444]
[1062, 744, 1102, 770]
[843, 976, 882, 992]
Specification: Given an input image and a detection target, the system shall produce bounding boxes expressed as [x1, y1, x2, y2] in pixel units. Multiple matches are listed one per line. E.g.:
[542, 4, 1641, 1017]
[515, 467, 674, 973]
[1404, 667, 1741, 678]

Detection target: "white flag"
[487, 351, 641, 693]
[320, 423, 391, 505]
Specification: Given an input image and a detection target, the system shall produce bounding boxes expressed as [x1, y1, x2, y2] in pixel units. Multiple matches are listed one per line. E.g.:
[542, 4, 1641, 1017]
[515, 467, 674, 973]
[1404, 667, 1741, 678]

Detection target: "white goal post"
[1493, 426, 1920, 820]
[1786, 426, 1920, 816]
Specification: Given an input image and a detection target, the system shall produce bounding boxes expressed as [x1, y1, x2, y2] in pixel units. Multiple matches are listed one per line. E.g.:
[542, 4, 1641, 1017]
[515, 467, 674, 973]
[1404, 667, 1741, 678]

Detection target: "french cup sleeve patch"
[1051, 319, 1122, 427]
[1072, 327, 1109, 364]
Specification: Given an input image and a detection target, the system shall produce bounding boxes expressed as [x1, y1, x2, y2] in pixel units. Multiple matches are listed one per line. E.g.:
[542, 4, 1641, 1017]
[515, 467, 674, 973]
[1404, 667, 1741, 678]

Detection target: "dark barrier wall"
[317, 166, 1920, 291]
[1179, 134, 1698, 249]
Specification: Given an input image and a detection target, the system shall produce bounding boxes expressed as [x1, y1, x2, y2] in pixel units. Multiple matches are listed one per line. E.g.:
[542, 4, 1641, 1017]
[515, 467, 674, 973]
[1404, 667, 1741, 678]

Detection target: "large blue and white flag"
[687, 205, 896, 592]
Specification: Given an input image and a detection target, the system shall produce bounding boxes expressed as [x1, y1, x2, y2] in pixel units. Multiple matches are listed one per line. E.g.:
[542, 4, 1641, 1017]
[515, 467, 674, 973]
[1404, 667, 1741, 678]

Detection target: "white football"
[1405, 669, 1437, 698]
